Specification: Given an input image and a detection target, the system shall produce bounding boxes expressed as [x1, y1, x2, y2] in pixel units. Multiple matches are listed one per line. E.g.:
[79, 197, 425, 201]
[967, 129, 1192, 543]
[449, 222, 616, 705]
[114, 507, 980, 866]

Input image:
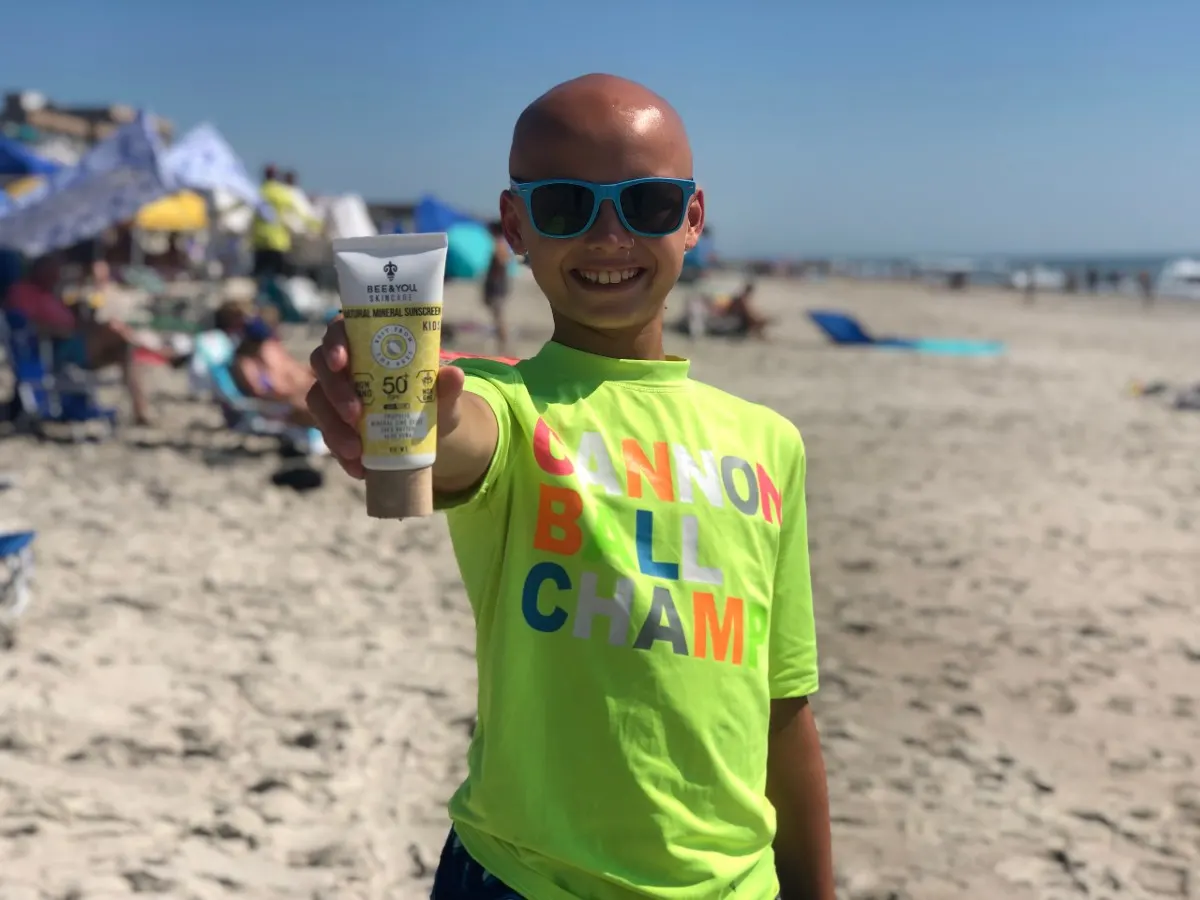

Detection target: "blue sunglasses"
[508, 177, 696, 239]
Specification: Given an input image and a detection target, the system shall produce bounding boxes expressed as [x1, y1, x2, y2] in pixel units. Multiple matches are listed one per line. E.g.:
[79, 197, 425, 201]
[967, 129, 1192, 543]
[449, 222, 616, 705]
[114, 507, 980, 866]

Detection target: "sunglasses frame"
[508, 177, 697, 239]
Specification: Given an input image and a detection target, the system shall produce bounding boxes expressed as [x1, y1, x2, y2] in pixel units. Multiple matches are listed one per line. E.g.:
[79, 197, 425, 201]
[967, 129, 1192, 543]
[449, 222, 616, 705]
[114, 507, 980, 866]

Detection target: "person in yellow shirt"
[250, 164, 300, 280]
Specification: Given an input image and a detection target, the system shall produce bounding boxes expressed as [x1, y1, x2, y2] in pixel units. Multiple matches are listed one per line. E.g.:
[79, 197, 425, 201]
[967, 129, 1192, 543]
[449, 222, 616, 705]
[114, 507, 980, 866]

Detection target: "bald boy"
[309, 74, 834, 900]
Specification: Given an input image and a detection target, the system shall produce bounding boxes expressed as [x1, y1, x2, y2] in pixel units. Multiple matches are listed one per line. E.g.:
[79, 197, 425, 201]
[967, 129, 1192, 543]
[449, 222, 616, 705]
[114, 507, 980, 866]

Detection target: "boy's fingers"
[306, 384, 362, 458]
[310, 343, 361, 425]
[321, 317, 350, 371]
[334, 454, 365, 480]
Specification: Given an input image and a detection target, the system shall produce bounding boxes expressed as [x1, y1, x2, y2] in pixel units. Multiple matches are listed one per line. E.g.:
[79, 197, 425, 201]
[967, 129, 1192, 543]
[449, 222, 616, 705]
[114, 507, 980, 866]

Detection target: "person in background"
[726, 279, 772, 339]
[251, 164, 300, 282]
[281, 170, 322, 233]
[1137, 270, 1154, 308]
[482, 220, 512, 356]
[231, 317, 317, 425]
[2, 255, 152, 424]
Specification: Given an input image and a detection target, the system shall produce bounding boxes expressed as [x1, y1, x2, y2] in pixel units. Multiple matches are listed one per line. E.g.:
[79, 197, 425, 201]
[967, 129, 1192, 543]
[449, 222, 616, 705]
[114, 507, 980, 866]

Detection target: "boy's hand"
[306, 315, 469, 481]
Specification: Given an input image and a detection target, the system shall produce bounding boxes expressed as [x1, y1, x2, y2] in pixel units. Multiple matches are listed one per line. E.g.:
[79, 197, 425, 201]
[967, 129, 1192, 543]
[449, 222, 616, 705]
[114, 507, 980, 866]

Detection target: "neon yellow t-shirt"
[440, 341, 819, 900]
[250, 180, 297, 252]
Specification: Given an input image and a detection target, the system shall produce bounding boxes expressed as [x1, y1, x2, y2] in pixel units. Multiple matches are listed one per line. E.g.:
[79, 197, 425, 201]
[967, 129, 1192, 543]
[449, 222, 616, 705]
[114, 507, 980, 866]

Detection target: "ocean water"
[827, 252, 1199, 297]
[971, 254, 1181, 285]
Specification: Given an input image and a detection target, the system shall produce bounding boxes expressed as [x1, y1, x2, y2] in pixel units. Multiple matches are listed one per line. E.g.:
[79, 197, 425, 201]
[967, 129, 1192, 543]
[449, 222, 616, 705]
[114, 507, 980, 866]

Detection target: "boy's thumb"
[437, 365, 467, 431]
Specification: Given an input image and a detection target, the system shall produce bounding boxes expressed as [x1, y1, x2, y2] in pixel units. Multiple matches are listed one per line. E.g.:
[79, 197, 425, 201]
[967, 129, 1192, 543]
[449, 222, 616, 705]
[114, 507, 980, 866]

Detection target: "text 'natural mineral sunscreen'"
[332, 233, 447, 518]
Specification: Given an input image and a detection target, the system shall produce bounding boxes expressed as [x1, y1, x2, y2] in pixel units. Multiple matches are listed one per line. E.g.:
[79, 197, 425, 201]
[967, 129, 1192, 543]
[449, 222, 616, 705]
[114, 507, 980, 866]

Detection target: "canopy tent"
[134, 190, 208, 232]
[0, 113, 172, 256]
[313, 193, 377, 240]
[1155, 257, 1200, 301]
[0, 137, 61, 177]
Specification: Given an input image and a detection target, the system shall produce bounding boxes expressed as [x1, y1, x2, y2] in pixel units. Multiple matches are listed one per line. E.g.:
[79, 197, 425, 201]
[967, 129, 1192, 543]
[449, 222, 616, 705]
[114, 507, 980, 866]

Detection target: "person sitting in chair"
[2, 254, 154, 425]
[231, 318, 318, 426]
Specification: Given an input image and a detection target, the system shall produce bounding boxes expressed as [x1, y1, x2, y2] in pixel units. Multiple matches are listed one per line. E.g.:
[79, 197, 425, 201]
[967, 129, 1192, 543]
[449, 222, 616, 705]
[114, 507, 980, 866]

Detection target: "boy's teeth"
[580, 269, 638, 285]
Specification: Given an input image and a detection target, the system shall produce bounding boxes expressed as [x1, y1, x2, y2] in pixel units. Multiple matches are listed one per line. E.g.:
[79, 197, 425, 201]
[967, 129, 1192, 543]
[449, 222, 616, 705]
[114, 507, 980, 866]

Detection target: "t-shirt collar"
[535, 340, 690, 384]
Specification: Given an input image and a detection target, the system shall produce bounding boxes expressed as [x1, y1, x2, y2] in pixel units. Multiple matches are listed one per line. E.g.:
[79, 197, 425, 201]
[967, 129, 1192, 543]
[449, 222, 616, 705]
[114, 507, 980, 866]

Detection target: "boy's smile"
[499, 73, 705, 359]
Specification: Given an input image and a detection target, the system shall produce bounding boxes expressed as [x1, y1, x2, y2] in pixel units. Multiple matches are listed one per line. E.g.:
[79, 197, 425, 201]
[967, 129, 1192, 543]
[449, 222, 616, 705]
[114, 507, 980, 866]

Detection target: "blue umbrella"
[0, 137, 60, 176]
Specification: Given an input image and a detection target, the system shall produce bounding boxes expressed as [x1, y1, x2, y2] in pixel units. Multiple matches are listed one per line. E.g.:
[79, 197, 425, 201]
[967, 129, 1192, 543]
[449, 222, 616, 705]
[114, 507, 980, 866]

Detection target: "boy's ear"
[499, 190, 527, 255]
[683, 187, 705, 252]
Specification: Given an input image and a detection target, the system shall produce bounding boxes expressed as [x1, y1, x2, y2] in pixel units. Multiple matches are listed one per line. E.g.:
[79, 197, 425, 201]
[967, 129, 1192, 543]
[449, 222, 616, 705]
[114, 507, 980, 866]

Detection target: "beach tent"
[411, 194, 493, 279]
[445, 221, 493, 279]
[134, 190, 208, 232]
[0, 113, 172, 256]
[413, 194, 477, 233]
[1155, 258, 1200, 301]
[0, 137, 60, 177]
[313, 194, 377, 240]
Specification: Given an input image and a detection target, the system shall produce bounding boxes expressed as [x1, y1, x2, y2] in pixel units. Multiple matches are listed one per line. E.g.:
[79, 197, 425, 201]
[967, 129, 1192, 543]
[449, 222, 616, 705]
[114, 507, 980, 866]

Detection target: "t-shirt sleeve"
[768, 429, 819, 699]
[433, 364, 515, 513]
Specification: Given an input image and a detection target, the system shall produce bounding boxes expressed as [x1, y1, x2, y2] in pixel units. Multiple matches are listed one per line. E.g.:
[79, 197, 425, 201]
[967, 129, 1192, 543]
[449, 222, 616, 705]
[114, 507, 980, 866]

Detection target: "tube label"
[343, 296, 443, 467]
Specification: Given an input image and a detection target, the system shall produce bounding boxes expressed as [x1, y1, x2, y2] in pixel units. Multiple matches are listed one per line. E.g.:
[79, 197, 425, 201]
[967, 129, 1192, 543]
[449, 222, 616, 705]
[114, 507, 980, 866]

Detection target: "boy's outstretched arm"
[307, 318, 498, 492]
[768, 696, 835, 900]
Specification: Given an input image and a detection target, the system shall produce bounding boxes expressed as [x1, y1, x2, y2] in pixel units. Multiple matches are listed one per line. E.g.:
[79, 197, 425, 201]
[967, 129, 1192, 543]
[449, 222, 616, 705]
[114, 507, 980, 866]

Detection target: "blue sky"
[5, 0, 1200, 257]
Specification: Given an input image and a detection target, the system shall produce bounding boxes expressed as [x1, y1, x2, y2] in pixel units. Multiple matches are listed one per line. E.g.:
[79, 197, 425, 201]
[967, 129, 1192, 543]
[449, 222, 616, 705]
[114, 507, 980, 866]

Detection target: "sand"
[1, 276, 1198, 899]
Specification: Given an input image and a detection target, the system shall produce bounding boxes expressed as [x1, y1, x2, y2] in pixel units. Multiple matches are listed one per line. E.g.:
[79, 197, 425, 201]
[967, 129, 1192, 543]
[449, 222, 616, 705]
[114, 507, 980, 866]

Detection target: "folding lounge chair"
[1, 310, 118, 439]
[807, 310, 1004, 357]
[206, 361, 327, 457]
[0, 529, 35, 623]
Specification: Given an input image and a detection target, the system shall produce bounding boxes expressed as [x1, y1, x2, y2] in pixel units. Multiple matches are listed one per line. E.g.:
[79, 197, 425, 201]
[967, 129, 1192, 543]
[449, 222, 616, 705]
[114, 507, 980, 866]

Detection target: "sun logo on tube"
[371, 324, 416, 369]
[383, 260, 398, 282]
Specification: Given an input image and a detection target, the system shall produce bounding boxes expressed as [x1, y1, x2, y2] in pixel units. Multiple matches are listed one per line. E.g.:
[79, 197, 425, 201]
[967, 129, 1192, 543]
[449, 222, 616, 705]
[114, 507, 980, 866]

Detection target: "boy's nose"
[585, 200, 634, 247]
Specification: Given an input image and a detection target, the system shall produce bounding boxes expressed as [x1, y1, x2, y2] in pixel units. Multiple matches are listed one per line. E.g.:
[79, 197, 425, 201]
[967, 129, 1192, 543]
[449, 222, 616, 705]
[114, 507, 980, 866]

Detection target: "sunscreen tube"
[332, 233, 447, 519]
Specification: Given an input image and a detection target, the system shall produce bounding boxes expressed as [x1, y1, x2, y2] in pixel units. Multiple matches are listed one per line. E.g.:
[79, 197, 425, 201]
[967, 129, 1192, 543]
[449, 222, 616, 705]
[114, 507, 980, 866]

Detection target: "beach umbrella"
[0, 137, 60, 177]
[134, 190, 208, 232]
[0, 113, 172, 256]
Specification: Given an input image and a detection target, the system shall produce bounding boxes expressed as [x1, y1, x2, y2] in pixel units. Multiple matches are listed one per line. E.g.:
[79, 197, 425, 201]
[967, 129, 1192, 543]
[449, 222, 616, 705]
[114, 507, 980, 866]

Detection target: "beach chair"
[0, 529, 35, 624]
[807, 310, 1004, 357]
[200, 354, 327, 456]
[0, 310, 118, 439]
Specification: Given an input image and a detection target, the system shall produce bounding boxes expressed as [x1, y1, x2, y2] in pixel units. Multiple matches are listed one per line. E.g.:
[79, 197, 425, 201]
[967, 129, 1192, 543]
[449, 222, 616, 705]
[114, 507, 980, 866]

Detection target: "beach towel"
[808, 310, 1004, 357]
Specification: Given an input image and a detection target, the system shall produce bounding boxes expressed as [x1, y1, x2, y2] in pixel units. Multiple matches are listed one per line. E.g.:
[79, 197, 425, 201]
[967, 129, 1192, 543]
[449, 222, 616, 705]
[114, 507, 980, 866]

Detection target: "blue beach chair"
[190, 332, 326, 456]
[0, 529, 35, 623]
[0, 310, 118, 439]
[807, 310, 1004, 357]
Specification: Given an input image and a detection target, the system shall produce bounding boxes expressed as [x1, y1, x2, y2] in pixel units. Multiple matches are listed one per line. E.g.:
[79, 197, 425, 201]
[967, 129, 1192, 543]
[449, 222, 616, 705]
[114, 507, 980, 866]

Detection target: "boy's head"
[500, 74, 705, 341]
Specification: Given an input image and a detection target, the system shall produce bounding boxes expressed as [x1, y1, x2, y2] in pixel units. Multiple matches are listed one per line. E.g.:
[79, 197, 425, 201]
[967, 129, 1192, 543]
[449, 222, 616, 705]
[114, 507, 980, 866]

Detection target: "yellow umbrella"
[4, 175, 44, 198]
[134, 191, 208, 232]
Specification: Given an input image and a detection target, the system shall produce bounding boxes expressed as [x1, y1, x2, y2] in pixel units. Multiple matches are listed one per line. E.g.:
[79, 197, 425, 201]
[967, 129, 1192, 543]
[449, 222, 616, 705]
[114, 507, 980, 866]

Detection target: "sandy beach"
[2, 276, 1198, 899]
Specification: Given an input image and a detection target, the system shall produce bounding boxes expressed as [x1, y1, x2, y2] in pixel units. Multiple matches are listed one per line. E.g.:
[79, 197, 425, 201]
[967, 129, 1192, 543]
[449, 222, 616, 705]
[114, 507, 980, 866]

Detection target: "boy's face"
[499, 106, 704, 336]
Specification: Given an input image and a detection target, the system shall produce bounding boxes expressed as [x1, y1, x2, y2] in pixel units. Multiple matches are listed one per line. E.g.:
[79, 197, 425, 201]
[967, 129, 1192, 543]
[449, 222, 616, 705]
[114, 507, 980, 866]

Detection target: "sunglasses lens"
[529, 182, 596, 237]
[620, 181, 686, 235]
